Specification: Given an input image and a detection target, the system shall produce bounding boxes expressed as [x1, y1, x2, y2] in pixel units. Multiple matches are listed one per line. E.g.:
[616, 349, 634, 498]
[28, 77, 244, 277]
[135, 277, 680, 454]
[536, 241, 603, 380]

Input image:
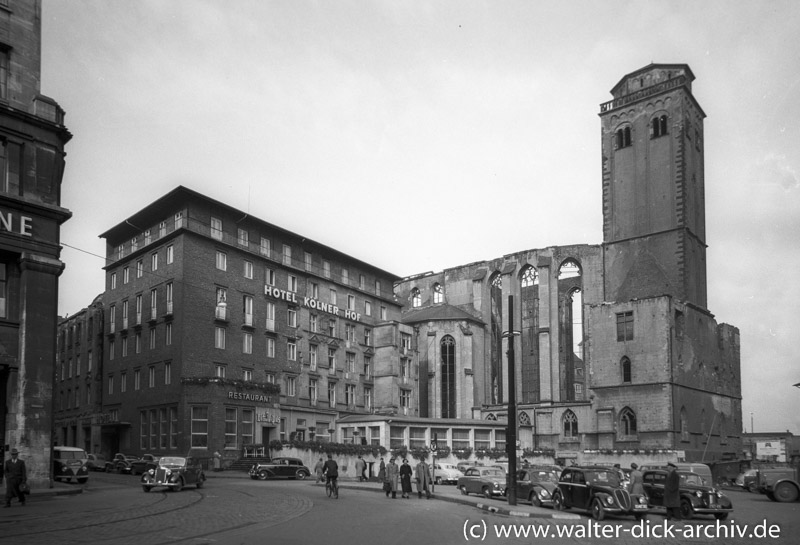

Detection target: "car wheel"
[773, 482, 799, 503]
[142, 486, 152, 493]
[747, 482, 758, 493]
[714, 513, 728, 520]
[531, 493, 542, 508]
[295, 470, 308, 480]
[173, 479, 183, 493]
[553, 491, 564, 511]
[482, 487, 492, 500]
[460, 485, 468, 496]
[680, 499, 694, 519]
[591, 498, 606, 521]
[258, 470, 269, 481]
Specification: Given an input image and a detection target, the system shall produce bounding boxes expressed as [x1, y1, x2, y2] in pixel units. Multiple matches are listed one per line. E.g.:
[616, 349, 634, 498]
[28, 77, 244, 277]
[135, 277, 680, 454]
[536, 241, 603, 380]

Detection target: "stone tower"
[599, 64, 707, 308]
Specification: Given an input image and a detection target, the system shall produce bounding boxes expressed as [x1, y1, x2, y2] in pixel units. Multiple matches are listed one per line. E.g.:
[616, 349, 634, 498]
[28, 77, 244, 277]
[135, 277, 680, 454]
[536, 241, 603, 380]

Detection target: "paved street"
[0, 472, 797, 545]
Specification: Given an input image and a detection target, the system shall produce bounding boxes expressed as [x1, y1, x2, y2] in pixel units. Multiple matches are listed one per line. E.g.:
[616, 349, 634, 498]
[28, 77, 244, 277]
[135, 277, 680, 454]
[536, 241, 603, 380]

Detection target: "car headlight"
[540, 490, 550, 497]
[606, 496, 614, 505]
[696, 490, 703, 498]
[147, 469, 155, 475]
[716, 491, 724, 498]
[639, 495, 648, 504]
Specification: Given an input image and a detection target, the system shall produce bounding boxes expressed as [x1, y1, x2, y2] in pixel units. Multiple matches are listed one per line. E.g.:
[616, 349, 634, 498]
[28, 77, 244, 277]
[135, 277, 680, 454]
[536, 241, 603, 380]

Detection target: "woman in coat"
[385, 458, 400, 499]
[399, 459, 413, 498]
[377, 457, 386, 482]
[628, 462, 645, 495]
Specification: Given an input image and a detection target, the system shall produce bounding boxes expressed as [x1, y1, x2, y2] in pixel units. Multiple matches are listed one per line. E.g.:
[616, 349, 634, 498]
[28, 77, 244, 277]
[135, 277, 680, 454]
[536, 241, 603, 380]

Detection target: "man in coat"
[385, 458, 399, 499]
[415, 457, 433, 499]
[664, 462, 681, 520]
[355, 456, 366, 482]
[4, 448, 27, 507]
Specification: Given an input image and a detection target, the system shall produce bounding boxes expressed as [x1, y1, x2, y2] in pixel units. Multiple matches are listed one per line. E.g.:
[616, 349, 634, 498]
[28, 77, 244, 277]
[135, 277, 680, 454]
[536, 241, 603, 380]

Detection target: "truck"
[759, 467, 799, 502]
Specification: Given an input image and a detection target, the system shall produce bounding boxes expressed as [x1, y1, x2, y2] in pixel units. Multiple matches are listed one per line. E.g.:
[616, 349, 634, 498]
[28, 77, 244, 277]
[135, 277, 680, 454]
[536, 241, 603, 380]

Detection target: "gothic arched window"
[651, 114, 668, 138]
[621, 357, 632, 383]
[563, 410, 578, 438]
[619, 407, 637, 438]
[520, 266, 538, 287]
[411, 288, 421, 308]
[432, 283, 443, 304]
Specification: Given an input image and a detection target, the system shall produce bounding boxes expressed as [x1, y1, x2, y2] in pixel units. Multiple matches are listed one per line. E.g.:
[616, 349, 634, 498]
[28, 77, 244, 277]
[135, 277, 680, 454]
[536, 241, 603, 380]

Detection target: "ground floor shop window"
[191, 406, 209, 447]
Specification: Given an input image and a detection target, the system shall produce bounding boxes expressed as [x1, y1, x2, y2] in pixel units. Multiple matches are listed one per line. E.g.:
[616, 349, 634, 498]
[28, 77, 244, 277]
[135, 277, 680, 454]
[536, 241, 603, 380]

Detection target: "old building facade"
[0, 0, 71, 487]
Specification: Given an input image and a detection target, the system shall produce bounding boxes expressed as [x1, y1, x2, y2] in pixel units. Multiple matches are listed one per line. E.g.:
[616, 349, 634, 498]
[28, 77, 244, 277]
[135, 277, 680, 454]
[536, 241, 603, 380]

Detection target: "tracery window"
[563, 410, 578, 438]
[432, 283, 444, 304]
[411, 288, 422, 308]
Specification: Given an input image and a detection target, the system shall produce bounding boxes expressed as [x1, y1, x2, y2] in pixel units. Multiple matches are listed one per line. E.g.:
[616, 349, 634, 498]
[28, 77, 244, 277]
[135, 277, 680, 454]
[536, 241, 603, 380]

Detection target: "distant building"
[0, 0, 71, 486]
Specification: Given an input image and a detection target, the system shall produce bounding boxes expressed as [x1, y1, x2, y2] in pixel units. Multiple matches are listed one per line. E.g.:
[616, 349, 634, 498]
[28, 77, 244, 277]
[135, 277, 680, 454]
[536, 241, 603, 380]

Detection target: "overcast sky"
[42, 1, 800, 435]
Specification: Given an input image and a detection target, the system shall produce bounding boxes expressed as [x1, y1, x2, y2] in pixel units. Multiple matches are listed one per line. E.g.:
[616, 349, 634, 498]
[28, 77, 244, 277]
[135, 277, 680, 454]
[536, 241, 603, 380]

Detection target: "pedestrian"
[385, 458, 399, 499]
[399, 459, 413, 498]
[628, 462, 644, 495]
[355, 455, 366, 482]
[664, 462, 681, 520]
[212, 450, 222, 472]
[415, 456, 433, 499]
[377, 457, 386, 481]
[314, 457, 325, 484]
[4, 448, 27, 507]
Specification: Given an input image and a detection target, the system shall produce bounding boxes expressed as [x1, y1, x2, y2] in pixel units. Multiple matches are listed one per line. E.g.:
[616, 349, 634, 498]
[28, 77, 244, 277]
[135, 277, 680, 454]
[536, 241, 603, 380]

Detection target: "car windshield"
[481, 469, 504, 478]
[58, 451, 87, 460]
[532, 470, 558, 482]
[159, 457, 186, 467]
[585, 470, 621, 487]
[679, 472, 704, 486]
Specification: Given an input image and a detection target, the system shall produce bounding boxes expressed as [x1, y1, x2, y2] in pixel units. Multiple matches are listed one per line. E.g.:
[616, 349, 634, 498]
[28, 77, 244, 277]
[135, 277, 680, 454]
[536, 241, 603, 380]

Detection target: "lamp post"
[503, 295, 520, 507]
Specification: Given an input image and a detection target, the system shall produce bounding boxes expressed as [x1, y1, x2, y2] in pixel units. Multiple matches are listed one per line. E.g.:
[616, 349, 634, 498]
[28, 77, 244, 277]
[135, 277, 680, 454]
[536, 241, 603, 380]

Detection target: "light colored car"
[433, 463, 462, 485]
[53, 446, 89, 484]
[457, 467, 507, 499]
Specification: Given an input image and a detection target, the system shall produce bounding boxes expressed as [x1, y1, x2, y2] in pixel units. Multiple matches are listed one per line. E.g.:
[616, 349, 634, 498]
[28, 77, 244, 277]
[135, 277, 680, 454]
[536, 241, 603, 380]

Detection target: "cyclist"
[322, 453, 339, 498]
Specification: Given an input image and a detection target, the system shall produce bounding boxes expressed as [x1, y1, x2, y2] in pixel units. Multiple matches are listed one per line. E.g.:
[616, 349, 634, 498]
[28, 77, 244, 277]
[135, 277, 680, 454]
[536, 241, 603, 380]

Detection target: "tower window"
[615, 126, 632, 149]
[621, 356, 632, 383]
[616, 311, 634, 341]
[651, 114, 668, 138]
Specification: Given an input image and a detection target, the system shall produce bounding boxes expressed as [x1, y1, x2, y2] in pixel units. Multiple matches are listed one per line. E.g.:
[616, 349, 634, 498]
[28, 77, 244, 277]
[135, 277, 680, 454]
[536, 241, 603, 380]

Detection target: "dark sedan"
[642, 469, 733, 520]
[249, 457, 311, 480]
[141, 456, 206, 492]
[130, 454, 160, 475]
[514, 467, 559, 507]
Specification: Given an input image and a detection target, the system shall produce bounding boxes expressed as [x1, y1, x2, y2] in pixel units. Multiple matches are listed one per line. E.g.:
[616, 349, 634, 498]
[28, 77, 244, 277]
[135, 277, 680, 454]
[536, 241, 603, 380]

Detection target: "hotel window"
[144, 229, 151, 245]
[345, 384, 355, 407]
[282, 244, 292, 266]
[400, 358, 411, 382]
[310, 313, 318, 332]
[328, 318, 337, 337]
[364, 356, 372, 378]
[191, 406, 208, 448]
[135, 332, 142, 354]
[215, 363, 226, 378]
[243, 369, 252, 382]
[211, 217, 223, 240]
[216, 251, 227, 271]
[286, 376, 296, 396]
[225, 408, 237, 448]
[150, 288, 158, 320]
[109, 339, 115, 361]
[309, 282, 319, 299]
[288, 274, 297, 293]
[238, 228, 249, 247]
[266, 302, 275, 331]
[121, 336, 128, 357]
[342, 268, 349, 285]
[109, 305, 116, 332]
[215, 327, 226, 349]
[149, 327, 156, 349]
[166, 244, 174, 264]
[346, 352, 355, 373]
[359, 274, 365, 290]
[149, 366, 155, 388]
[108, 375, 114, 395]
[110, 272, 117, 290]
[123, 267, 129, 284]
[323, 260, 330, 278]
[244, 260, 253, 279]
[364, 301, 371, 316]
[243, 295, 254, 326]
[136, 260, 143, 278]
[309, 344, 318, 370]
[364, 387, 372, 411]
[165, 322, 173, 345]
[243, 332, 253, 354]
[364, 328, 372, 346]
[266, 337, 275, 358]
[159, 221, 167, 238]
[616, 311, 634, 341]
[345, 324, 355, 342]
[242, 410, 254, 445]
[328, 348, 336, 370]
[347, 294, 355, 311]
[309, 379, 318, 405]
[120, 372, 127, 393]
[380, 306, 387, 320]
[165, 362, 171, 385]
[330, 288, 337, 306]
[400, 389, 411, 411]
[135, 294, 142, 324]
[266, 268, 276, 286]
[327, 382, 336, 406]
[304, 252, 312, 271]
[401, 333, 412, 353]
[375, 280, 381, 295]
[131, 237, 138, 252]
[174, 212, 184, 229]
[151, 252, 158, 271]
[287, 340, 297, 361]
[118, 244, 124, 260]
[87, 351, 93, 373]
[260, 237, 271, 256]
[134, 369, 141, 390]
[287, 307, 297, 328]
[165, 282, 173, 314]
[265, 373, 275, 384]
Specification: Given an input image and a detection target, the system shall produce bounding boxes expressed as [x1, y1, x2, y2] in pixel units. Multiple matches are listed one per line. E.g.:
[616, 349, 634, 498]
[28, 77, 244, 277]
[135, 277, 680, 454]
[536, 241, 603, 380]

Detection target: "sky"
[41, 1, 800, 435]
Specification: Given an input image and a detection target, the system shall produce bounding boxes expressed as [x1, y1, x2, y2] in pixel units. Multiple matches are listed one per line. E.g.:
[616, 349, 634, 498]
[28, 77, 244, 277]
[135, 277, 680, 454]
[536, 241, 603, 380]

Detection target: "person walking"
[415, 456, 433, 499]
[628, 462, 644, 495]
[355, 455, 366, 482]
[377, 457, 386, 482]
[385, 458, 399, 499]
[664, 462, 681, 520]
[314, 457, 325, 484]
[212, 450, 222, 472]
[399, 459, 413, 498]
[4, 448, 27, 507]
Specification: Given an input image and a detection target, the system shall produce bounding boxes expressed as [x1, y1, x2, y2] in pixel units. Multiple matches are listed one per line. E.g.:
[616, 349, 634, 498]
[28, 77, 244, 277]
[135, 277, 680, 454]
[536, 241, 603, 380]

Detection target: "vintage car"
[552, 466, 650, 521]
[735, 469, 759, 493]
[141, 456, 206, 492]
[514, 467, 559, 507]
[53, 446, 90, 484]
[457, 466, 507, 499]
[130, 454, 160, 475]
[248, 457, 311, 480]
[642, 469, 733, 520]
[107, 453, 139, 473]
[433, 463, 462, 485]
[86, 453, 108, 472]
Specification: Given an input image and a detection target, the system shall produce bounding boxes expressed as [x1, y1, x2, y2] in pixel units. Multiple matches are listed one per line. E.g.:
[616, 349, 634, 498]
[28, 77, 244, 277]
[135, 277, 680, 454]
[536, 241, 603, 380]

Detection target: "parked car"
[141, 456, 206, 492]
[735, 469, 759, 492]
[86, 453, 108, 472]
[432, 463, 462, 485]
[248, 457, 311, 480]
[130, 454, 160, 475]
[457, 466, 506, 499]
[107, 453, 139, 473]
[456, 461, 474, 474]
[514, 467, 559, 507]
[642, 469, 733, 520]
[552, 466, 650, 521]
[53, 446, 90, 484]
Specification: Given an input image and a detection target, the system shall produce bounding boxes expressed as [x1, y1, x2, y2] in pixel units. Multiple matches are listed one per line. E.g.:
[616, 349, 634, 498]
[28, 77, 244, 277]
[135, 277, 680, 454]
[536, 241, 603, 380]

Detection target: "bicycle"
[325, 477, 339, 499]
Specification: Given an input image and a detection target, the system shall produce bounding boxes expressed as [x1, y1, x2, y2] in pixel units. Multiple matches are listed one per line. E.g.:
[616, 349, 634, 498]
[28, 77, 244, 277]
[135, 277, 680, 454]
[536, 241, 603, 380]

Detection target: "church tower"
[599, 64, 707, 308]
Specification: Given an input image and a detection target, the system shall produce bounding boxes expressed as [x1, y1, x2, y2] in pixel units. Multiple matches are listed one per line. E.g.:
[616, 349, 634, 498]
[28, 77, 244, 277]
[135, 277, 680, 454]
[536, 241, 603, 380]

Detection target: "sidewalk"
[6, 481, 83, 503]
[208, 470, 580, 519]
